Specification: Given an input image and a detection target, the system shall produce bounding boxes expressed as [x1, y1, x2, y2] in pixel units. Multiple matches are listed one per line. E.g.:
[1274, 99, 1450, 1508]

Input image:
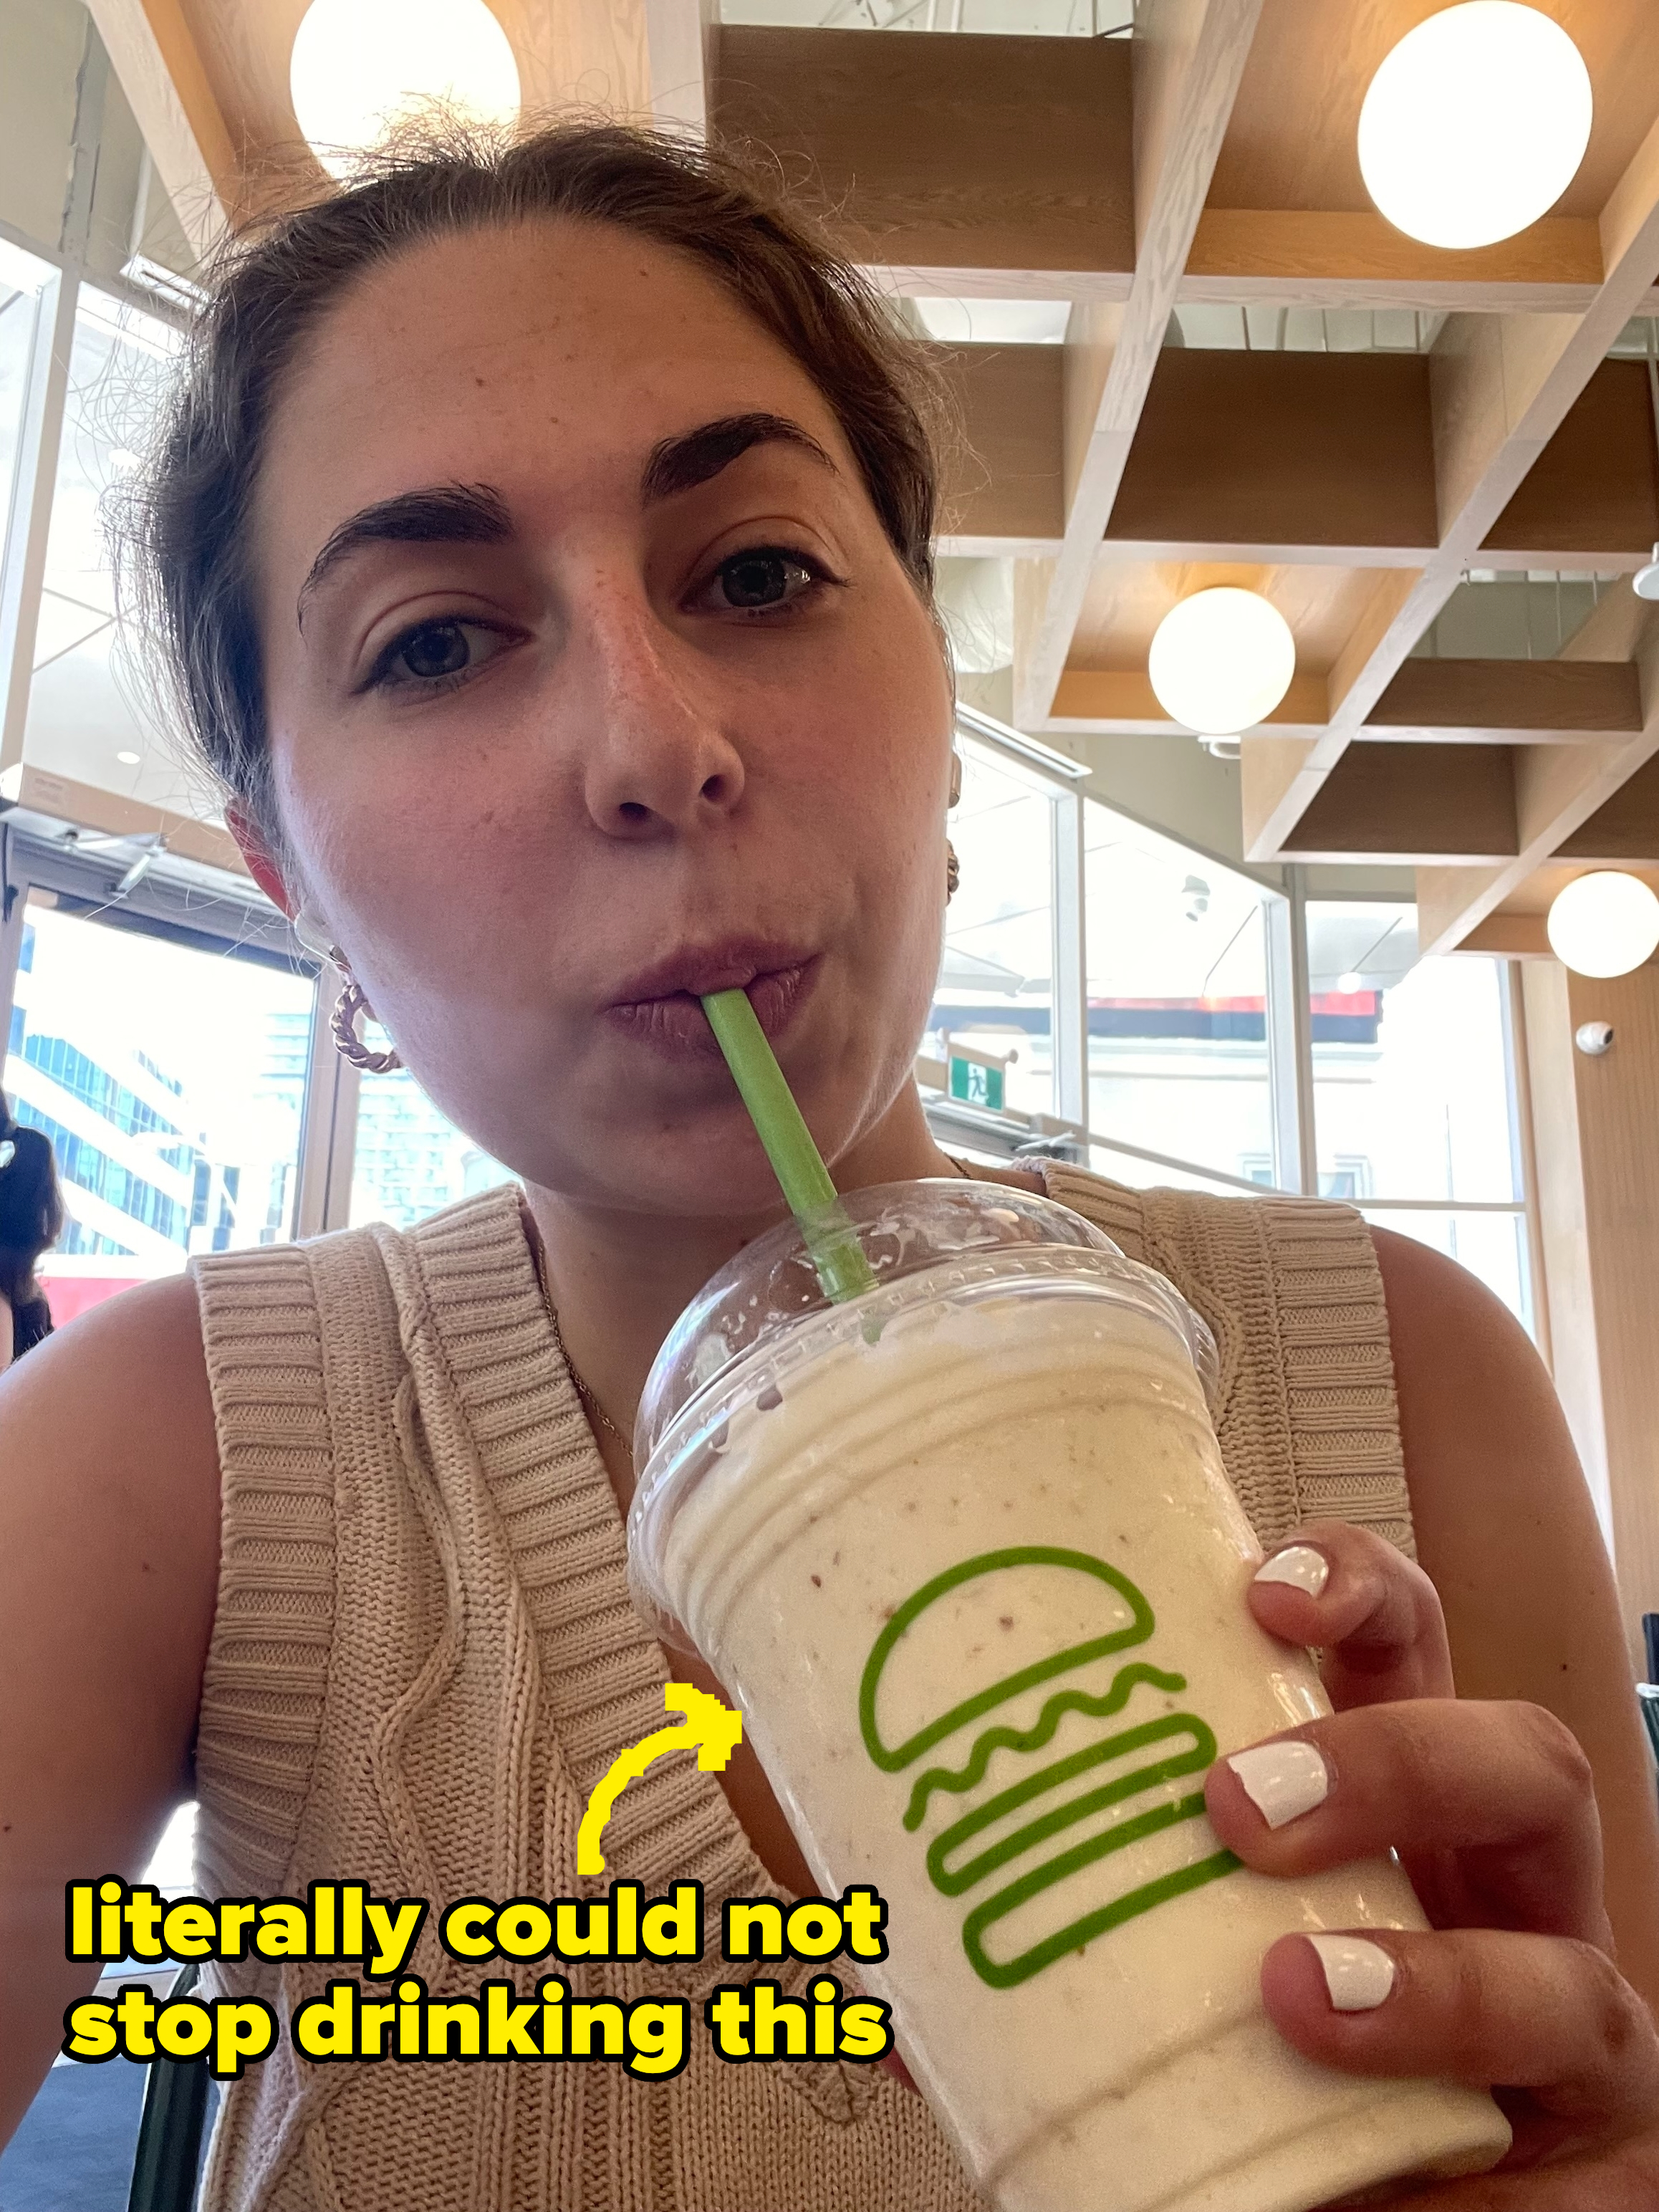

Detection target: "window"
[348, 1058, 516, 1230]
[22, 287, 207, 817]
[1307, 901, 1531, 1327]
[6, 900, 312, 1319]
[0, 239, 54, 544]
[925, 736, 1055, 1117]
[1082, 799, 1277, 1188]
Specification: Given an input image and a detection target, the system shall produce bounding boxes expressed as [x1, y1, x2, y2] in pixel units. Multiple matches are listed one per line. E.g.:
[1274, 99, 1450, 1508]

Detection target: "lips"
[604, 940, 819, 1059]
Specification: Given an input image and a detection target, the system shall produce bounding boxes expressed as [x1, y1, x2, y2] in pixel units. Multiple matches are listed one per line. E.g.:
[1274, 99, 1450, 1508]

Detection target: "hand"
[1206, 1520, 1659, 2206]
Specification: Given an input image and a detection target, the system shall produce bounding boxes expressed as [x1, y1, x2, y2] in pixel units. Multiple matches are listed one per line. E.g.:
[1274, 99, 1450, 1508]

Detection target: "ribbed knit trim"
[385, 1186, 771, 1925]
[189, 1243, 337, 1900]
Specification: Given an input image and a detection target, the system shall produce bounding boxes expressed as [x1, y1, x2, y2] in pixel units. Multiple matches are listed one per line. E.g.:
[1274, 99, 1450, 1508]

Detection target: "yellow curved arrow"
[578, 1683, 744, 1877]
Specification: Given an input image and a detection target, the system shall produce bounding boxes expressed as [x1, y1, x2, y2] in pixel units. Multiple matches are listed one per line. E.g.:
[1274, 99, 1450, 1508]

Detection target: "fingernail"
[1254, 1544, 1330, 1597]
[1304, 1935, 1396, 2012]
[1226, 1739, 1329, 1828]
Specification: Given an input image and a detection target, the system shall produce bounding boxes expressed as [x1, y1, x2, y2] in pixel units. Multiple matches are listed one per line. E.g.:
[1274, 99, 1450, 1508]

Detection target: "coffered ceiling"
[85, 0, 1659, 951]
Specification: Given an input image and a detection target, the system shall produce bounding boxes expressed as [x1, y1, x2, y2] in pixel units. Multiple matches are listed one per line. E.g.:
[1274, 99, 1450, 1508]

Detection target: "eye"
[367, 617, 513, 691]
[696, 547, 831, 616]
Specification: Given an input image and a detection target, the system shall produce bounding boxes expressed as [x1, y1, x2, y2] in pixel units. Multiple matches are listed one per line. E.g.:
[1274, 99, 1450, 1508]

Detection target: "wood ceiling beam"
[1242, 109, 1659, 867]
[1279, 744, 1520, 867]
[1045, 657, 1640, 746]
[1013, 0, 1264, 728]
[1418, 617, 1659, 956]
[1047, 667, 1329, 731]
[644, 0, 718, 133]
[85, 0, 233, 258]
[1181, 208, 1609, 312]
[1105, 348, 1438, 559]
[1364, 659, 1644, 746]
[713, 28, 1134, 290]
[933, 343, 1065, 554]
[1455, 913, 1554, 958]
[1276, 728, 1659, 872]
[938, 347, 1658, 569]
[1557, 754, 1659, 862]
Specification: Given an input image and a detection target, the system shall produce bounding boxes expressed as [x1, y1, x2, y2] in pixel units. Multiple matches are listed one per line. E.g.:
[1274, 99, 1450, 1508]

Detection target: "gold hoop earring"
[327, 956, 402, 1074]
[946, 840, 961, 901]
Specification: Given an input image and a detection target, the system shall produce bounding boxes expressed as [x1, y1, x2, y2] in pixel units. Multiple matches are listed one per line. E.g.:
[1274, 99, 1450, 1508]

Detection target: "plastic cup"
[628, 1181, 1511, 2212]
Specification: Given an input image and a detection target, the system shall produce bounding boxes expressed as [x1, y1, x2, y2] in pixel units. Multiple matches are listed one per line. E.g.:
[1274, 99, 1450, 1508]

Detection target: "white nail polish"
[1306, 1935, 1396, 2012]
[1253, 1545, 1330, 1597]
[1226, 1740, 1329, 1828]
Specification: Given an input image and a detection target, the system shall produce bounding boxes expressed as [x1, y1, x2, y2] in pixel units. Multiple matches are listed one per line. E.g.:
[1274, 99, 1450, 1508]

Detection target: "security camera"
[1183, 874, 1211, 922]
[1574, 1021, 1615, 1056]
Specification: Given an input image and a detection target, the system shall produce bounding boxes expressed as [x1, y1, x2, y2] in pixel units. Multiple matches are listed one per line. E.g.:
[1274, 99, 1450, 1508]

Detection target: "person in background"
[0, 1096, 64, 1372]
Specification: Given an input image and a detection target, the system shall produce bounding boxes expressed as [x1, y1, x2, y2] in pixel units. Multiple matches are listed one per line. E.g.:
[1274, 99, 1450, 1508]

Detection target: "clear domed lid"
[632, 1177, 1218, 1476]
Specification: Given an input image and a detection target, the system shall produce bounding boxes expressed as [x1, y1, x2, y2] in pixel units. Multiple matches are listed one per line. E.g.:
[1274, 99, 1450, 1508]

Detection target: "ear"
[226, 802, 297, 918]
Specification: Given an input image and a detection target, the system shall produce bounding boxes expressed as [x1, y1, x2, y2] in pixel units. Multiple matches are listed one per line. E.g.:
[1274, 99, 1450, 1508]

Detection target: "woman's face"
[249, 218, 953, 1216]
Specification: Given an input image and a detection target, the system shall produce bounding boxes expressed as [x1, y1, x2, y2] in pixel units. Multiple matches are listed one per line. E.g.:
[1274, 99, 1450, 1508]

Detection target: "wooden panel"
[87, 0, 234, 249]
[1458, 912, 1552, 958]
[1015, 0, 1265, 725]
[1281, 742, 1519, 862]
[1048, 665, 1328, 731]
[714, 27, 1133, 279]
[1367, 658, 1644, 744]
[151, 0, 652, 207]
[1184, 208, 1606, 311]
[960, 338, 1659, 574]
[1562, 961, 1659, 1665]
[1211, 0, 1659, 222]
[933, 343, 1064, 549]
[1069, 559, 1386, 681]
[1484, 361, 1659, 561]
[1244, 106, 1659, 862]
[645, 0, 717, 133]
[1415, 613, 1659, 954]
[1021, 349, 1656, 571]
[1560, 579, 1654, 663]
[1558, 754, 1659, 861]
[1107, 349, 1436, 556]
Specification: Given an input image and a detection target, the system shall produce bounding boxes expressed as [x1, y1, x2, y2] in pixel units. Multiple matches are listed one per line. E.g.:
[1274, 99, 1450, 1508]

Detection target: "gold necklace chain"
[533, 1240, 634, 1458]
[532, 1156, 973, 1458]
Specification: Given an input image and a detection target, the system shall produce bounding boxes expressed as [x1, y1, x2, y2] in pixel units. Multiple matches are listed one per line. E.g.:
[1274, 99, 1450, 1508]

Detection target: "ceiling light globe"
[1546, 871, 1659, 978]
[1357, 3, 1592, 250]
[1148, 588, 1296, 737]
[290, 0, 521, 178]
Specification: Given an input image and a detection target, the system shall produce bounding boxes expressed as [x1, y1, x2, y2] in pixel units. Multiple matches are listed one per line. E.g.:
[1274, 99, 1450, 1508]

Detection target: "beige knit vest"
[186, 1166, 1414, 2212]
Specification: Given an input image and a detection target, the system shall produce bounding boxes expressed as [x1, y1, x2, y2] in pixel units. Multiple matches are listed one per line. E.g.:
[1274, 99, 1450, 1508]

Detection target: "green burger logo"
[858, 1547, 1241, 1989]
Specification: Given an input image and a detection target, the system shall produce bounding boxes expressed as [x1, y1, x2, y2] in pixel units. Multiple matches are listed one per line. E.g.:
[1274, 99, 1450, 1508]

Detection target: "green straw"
[702, 988, 877, 1304]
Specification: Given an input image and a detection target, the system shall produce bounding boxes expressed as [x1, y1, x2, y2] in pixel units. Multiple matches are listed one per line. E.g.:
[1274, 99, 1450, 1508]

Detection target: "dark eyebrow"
[297, 481, 513, 617]
[640, 412, 835, 506]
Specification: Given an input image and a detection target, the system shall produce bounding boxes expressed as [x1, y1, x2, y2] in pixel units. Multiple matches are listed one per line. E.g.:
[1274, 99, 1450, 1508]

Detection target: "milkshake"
[628, 1181, 1511, 2212]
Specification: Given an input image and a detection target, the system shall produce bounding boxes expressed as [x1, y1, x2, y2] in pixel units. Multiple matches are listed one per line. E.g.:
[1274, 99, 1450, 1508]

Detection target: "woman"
[0, 1096, 63, 1371]
[0, 124, 1655, 2208]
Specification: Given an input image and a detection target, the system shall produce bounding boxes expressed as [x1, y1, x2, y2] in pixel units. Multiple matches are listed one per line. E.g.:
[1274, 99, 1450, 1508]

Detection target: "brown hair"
[0, 1094, 65, 1315]
[125, 120, 946, 857]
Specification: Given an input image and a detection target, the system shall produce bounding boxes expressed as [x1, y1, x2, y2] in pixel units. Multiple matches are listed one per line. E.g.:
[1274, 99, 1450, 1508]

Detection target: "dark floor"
[0, 2063, 218, 2212]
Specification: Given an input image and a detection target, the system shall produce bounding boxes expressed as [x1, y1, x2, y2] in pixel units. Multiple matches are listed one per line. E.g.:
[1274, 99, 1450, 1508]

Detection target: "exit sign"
[948, 1053, 1005, 1112]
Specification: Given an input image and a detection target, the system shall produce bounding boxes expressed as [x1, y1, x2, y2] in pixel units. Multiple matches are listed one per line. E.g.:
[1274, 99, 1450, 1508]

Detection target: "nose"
[577, 585, 746, 840]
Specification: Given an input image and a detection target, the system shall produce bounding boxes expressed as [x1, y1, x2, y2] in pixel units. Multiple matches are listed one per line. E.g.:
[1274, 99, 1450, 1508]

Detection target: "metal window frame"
[1298, 892, 1540, 1334]
[0, 19, 112, 782]
[946, 728, 1539, 1276]
[0, 824, 337, 1248]
[955, 707, 1303, 1196]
